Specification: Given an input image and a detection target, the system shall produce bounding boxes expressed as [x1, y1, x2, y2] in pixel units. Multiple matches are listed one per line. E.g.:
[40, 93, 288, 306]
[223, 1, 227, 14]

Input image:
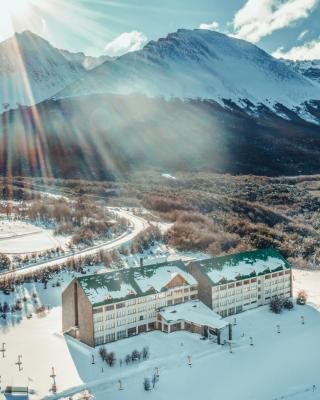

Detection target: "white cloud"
[233, 0, 317, 43]
[104, 31, 147, 57]
[273, 39, 320, 59]
[298, 29, 308, 40]
[199, 21, 219, 31]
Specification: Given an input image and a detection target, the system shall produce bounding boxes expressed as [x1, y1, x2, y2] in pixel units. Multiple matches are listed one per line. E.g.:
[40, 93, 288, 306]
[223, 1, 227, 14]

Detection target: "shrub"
[270, 296, 284, 314]
[143, 378, 151, 391]
[297, 290, 308, 305]
[283, 298, 294, 310]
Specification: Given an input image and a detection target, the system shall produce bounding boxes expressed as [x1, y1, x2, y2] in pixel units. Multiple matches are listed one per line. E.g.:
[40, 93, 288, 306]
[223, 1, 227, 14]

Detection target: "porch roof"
[159, 300, 229, 330]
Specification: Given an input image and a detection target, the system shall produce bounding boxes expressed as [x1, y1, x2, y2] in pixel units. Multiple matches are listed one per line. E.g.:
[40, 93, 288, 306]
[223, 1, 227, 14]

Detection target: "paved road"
[0, 209, 149, 279]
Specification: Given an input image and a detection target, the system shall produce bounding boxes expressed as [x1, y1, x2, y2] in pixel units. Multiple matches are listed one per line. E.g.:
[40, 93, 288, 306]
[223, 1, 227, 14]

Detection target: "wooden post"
[187, 355, 192, 367]
[16, 355, 23, 371]
[0, 343, 6, 358]
[118, 379, 123, 390]
[50, 366, 57, 393]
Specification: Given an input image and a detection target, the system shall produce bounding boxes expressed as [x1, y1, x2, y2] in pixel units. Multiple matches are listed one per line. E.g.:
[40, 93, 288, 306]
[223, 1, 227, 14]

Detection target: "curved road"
[0, 209, 149, 279]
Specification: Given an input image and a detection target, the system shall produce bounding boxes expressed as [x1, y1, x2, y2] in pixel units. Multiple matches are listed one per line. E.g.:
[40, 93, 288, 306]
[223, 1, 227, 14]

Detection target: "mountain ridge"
[0, 30, 110, 113]
[57, 28, 320, 122]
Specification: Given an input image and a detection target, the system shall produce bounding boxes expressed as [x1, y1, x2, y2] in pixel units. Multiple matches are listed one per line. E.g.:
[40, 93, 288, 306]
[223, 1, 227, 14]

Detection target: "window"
[236, 305, 243, 313]
[117, 330, 127, 340]
[220, 310, 227, 318]
[93, 307, 103, 314]
[116, 302, 125, 309]
[95, 336, 104, 346]
[106, 333, 115, 342]
[105, 305, 114, 312]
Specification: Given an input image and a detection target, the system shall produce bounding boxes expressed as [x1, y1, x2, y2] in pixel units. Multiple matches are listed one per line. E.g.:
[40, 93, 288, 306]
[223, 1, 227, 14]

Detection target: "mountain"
[0, 31, 109, 113]
[281, 59, 320, 85]
[58, 29, 320, 121]
[59, 49, 112, 71]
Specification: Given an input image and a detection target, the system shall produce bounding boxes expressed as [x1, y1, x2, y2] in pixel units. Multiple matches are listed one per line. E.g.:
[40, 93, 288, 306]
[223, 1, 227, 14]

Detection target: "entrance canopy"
[159, 300, 229, 330]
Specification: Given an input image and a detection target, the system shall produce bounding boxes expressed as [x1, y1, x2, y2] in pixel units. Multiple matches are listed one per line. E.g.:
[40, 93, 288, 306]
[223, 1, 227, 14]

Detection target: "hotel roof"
[189, 248, 291, 286]
[77, 260, 197, 307]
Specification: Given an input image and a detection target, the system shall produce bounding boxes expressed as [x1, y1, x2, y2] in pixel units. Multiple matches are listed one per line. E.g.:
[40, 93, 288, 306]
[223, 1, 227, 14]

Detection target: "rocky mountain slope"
[58, 29, 320, 121]
[281, 59, 320, 84]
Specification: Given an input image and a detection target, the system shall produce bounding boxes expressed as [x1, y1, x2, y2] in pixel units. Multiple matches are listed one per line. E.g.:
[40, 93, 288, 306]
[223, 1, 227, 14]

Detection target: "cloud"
[104, 31, 147, 56]
[233, 0, 317, 43]
[199, 21, 219, 31]
[298, 29, 308, 40]
[273, 39, 320, 59]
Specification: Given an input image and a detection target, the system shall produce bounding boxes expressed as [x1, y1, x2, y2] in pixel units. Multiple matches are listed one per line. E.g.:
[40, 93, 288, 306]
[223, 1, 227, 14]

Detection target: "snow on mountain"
[0, 31, 103, 113]
[281, 59, 320, 85]
[59, 49, 112, 71]
[58, 29, 320, 118]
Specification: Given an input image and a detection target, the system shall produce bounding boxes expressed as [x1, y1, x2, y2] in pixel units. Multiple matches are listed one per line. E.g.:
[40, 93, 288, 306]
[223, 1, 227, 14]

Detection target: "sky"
[1, 0, 320, 60]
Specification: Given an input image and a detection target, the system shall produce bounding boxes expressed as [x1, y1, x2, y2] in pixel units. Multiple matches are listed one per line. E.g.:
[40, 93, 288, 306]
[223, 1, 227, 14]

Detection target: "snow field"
[0, 220, 69, 254]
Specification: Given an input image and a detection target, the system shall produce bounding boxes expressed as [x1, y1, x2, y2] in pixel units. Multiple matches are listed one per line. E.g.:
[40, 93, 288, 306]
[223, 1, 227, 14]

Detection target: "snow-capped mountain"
[59, 49, 112, 71]
[58, 29, 320, 119]
[0, 31, 107, 113]
[281, 59, 320, 85]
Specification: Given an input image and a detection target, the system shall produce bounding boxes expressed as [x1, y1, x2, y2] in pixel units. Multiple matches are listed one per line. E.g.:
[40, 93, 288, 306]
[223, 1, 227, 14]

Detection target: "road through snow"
[0, 209, 149, 279]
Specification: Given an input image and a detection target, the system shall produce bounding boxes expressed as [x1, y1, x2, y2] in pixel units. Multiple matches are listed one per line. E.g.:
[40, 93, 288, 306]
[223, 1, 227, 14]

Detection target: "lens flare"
[3, 0, 30, 18]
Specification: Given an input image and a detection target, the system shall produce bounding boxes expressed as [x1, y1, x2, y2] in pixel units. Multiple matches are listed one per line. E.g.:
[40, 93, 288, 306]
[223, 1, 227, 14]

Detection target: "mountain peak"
[58, 27, 320, 120]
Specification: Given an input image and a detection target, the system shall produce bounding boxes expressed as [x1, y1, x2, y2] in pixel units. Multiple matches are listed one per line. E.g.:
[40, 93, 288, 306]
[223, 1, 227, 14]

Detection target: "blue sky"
[2, 0, 320, 59]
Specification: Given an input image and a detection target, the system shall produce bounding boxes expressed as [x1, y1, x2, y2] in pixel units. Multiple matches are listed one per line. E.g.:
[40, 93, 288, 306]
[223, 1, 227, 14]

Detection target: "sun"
[2, 0, 30, 19]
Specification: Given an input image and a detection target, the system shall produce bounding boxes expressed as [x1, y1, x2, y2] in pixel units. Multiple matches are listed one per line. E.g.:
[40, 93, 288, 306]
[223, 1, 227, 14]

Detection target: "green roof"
[77, 260, 197, 307]
[190, 248, 291, 286]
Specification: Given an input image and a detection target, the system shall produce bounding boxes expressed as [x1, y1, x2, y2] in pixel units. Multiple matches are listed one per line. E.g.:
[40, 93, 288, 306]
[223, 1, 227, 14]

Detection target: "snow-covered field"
[0, 267, 319, 400]
[0, 220, 68, 254]
[293, 269, 320, 309]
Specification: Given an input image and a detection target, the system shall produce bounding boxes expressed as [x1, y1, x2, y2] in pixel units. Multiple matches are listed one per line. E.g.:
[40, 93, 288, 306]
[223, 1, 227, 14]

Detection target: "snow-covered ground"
[0, 267, 319, 399]
[0, 220, 68, 254]
[293, 269, 320, 309]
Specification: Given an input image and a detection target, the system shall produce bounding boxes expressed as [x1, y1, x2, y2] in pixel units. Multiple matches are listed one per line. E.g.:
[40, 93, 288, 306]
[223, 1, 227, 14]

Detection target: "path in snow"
[0, 209, 149, 278]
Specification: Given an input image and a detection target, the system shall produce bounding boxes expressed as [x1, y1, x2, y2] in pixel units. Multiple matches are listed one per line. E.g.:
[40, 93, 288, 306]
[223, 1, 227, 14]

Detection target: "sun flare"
[3, 0, 30, 19]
